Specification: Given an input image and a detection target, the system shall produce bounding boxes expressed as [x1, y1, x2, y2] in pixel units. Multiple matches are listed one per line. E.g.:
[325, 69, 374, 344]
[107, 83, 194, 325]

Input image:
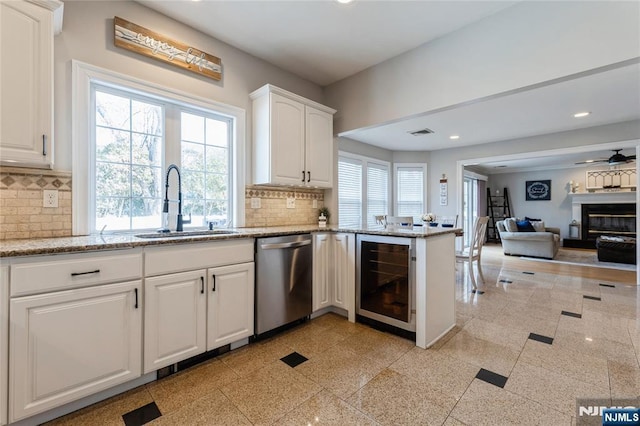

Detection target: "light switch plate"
[43, 189, 59, 208]
[286, 197, 296, 209]
[312, 199, 318, 208]
[251, 197, 261, 209]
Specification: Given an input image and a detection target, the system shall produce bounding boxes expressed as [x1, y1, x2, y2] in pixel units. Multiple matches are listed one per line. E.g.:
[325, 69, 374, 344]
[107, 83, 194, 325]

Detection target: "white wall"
[324, 1, 640, 134]
[53, 1, 323, 173]
[338, 137, 393, 162]
[488, 168, 588, 238]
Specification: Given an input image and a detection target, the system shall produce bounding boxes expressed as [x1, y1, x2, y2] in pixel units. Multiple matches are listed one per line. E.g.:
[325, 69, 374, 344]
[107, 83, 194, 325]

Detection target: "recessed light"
[449, 135, 460, 140]
[573, 111, 591, 118]
[336, 0, 354, 3]
[585, 159, 595, 163]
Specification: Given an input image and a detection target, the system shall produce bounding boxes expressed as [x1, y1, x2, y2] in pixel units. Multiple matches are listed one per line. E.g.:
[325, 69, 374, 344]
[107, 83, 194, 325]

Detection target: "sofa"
[496, 218, 561, 259]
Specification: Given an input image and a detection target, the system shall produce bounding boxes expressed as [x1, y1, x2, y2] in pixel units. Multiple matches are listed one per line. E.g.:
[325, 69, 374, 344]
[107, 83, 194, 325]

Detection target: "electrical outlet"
[286, 197, 296, 209]
[43, 189, 58, 208]
[251, 197, 261, 209]
[312, 199, 318, 208]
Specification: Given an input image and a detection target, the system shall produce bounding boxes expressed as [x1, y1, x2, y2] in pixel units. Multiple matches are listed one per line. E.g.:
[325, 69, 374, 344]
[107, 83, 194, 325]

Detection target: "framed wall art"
[525, 180, 551, 201]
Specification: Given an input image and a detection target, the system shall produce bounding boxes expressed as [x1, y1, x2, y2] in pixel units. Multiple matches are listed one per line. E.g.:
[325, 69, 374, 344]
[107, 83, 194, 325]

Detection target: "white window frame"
[393, 163, 428, 221]
[72, 60, 246, 235]
[338, 151, 391, 227]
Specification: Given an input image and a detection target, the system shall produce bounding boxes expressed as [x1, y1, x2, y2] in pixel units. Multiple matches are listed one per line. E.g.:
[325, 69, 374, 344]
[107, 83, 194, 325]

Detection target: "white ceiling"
[341, 63, 640, 152]
[471, 147, 638, 175]
[138, 0, 640, 171]
[137, 0, 517, 86]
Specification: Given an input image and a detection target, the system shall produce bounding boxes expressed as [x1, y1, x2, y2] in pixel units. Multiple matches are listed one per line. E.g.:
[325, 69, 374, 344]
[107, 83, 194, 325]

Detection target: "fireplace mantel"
[570, 191, 637, 205]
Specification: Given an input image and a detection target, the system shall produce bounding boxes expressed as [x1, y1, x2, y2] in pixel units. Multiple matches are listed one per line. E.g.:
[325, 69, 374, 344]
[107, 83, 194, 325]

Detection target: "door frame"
[455, 138, 640, 285]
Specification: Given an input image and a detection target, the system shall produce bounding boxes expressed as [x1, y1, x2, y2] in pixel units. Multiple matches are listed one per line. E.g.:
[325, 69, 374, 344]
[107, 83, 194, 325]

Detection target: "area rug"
[520, 248, 636, 272]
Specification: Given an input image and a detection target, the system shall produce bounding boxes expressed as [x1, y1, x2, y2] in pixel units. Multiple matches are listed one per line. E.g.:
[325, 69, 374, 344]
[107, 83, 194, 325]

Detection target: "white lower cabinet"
[332, 233, 355, 313]
[143, 240, 255, 373]
[144, 270, 207, 374]
[0, 265, 8, 426]
[207, 262, 254, 350]
[312, 232, 355, 319]
[9, 280, 142, 422]
[312, 233, 331, 311]
[142, 262, 254, 372]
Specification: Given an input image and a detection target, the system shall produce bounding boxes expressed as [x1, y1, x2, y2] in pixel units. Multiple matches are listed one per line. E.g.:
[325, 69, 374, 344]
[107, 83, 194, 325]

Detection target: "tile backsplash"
[0, 170, 325, 240]
[244, 185, 324, 227]
[0, 167, 72, 240]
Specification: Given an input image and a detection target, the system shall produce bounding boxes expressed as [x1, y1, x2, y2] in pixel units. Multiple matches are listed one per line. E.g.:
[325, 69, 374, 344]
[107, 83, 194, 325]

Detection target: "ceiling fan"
[575, 149, 636, 166]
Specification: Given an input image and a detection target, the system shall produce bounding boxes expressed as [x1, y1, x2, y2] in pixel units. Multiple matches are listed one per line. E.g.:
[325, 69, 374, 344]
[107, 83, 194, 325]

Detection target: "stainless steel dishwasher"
[255, 234, 312, 335]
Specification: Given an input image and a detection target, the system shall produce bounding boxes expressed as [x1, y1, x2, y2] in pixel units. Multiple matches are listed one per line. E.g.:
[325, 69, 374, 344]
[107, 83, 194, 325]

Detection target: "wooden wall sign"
[114, 16, 222, 81]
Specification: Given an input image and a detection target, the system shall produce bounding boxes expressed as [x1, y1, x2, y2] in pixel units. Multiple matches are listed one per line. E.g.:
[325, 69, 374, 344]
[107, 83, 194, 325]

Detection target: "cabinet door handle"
[307, 171, 310, 182]
[301, 171, 306, 182]
[134, 288, 139, 309]
[212, 275, 216, 292]
[70, 269, 100, 277]
[42, 135, 47, 156]
[200, 276, 204, 294]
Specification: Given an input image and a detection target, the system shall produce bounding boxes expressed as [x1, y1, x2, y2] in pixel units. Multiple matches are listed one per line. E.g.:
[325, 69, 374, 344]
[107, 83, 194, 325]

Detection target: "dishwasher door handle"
[260, 240, 311, 250]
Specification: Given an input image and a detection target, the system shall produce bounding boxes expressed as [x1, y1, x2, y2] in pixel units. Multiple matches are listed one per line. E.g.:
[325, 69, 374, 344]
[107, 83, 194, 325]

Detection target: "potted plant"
[421, 212, 438, 227]
[318, 207, 330, 227]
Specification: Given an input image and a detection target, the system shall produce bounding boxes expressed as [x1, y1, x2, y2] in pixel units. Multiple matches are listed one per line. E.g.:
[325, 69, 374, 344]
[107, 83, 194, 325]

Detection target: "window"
[394, 164, 426, 223]
[94, 88, 164, 231]
[338, 153, 390, 227]
[366, 163, 389, 227]
[74, 61, 245, 234]
[337, 157, 362, 227]
[92, 86, 232, 232]
[180, 111, 231, 228]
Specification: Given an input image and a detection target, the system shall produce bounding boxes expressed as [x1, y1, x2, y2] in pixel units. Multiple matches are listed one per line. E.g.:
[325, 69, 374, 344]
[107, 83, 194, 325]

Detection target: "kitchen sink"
[134, 229, 238, 239]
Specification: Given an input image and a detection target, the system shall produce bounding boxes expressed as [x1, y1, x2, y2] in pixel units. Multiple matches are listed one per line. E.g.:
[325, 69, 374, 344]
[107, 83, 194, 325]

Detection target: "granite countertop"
[0, 225, 459, 258]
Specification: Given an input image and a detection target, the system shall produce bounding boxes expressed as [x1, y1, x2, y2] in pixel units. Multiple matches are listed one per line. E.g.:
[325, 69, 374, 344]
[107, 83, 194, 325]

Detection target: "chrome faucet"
[161, 164, 191, 232]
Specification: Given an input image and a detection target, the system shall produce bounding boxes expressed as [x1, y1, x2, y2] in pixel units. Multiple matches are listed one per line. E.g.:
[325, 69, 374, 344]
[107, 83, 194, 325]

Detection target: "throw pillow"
[504, 218, 518, 232]
[515, 219, 536, 232]
[531, 221, 545, 232]
[525, 216, 542, 222]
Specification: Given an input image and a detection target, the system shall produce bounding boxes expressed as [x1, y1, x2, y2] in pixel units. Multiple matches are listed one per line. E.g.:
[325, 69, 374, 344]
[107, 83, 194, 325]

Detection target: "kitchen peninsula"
[1, 224, 456, 346]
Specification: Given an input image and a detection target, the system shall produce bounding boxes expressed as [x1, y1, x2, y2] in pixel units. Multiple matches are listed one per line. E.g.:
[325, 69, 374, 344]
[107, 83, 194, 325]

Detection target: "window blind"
[367, 163, 389, 227]
[396, 166, 424, 223]
[338, 157, 362, 227]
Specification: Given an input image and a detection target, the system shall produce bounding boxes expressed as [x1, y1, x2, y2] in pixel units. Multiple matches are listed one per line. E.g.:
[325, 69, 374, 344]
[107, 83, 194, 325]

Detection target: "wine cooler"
[356, 234, 416, 332]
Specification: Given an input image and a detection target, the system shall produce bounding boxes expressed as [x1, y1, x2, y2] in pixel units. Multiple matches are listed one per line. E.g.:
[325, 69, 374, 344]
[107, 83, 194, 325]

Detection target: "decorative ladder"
[486, 187, 512, 242]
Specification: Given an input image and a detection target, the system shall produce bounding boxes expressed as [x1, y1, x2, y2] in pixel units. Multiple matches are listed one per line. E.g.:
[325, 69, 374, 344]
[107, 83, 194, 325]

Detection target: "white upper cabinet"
[0, 0, 63, 168]
[305, 106, 333, 187]
[251, 84, 336, 188]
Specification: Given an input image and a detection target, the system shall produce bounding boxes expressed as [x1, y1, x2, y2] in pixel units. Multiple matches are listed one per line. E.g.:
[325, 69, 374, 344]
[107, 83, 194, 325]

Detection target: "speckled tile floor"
[44, 260, 639, 425]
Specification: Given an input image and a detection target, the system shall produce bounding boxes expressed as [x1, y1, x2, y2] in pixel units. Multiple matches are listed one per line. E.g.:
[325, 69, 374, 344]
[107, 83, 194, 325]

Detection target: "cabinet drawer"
[10, 249, 143, 297]
[145, 239, 254, 276]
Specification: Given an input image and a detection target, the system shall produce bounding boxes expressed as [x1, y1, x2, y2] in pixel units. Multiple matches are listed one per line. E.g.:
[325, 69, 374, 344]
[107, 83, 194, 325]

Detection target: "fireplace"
[581, 203, 636, 241]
